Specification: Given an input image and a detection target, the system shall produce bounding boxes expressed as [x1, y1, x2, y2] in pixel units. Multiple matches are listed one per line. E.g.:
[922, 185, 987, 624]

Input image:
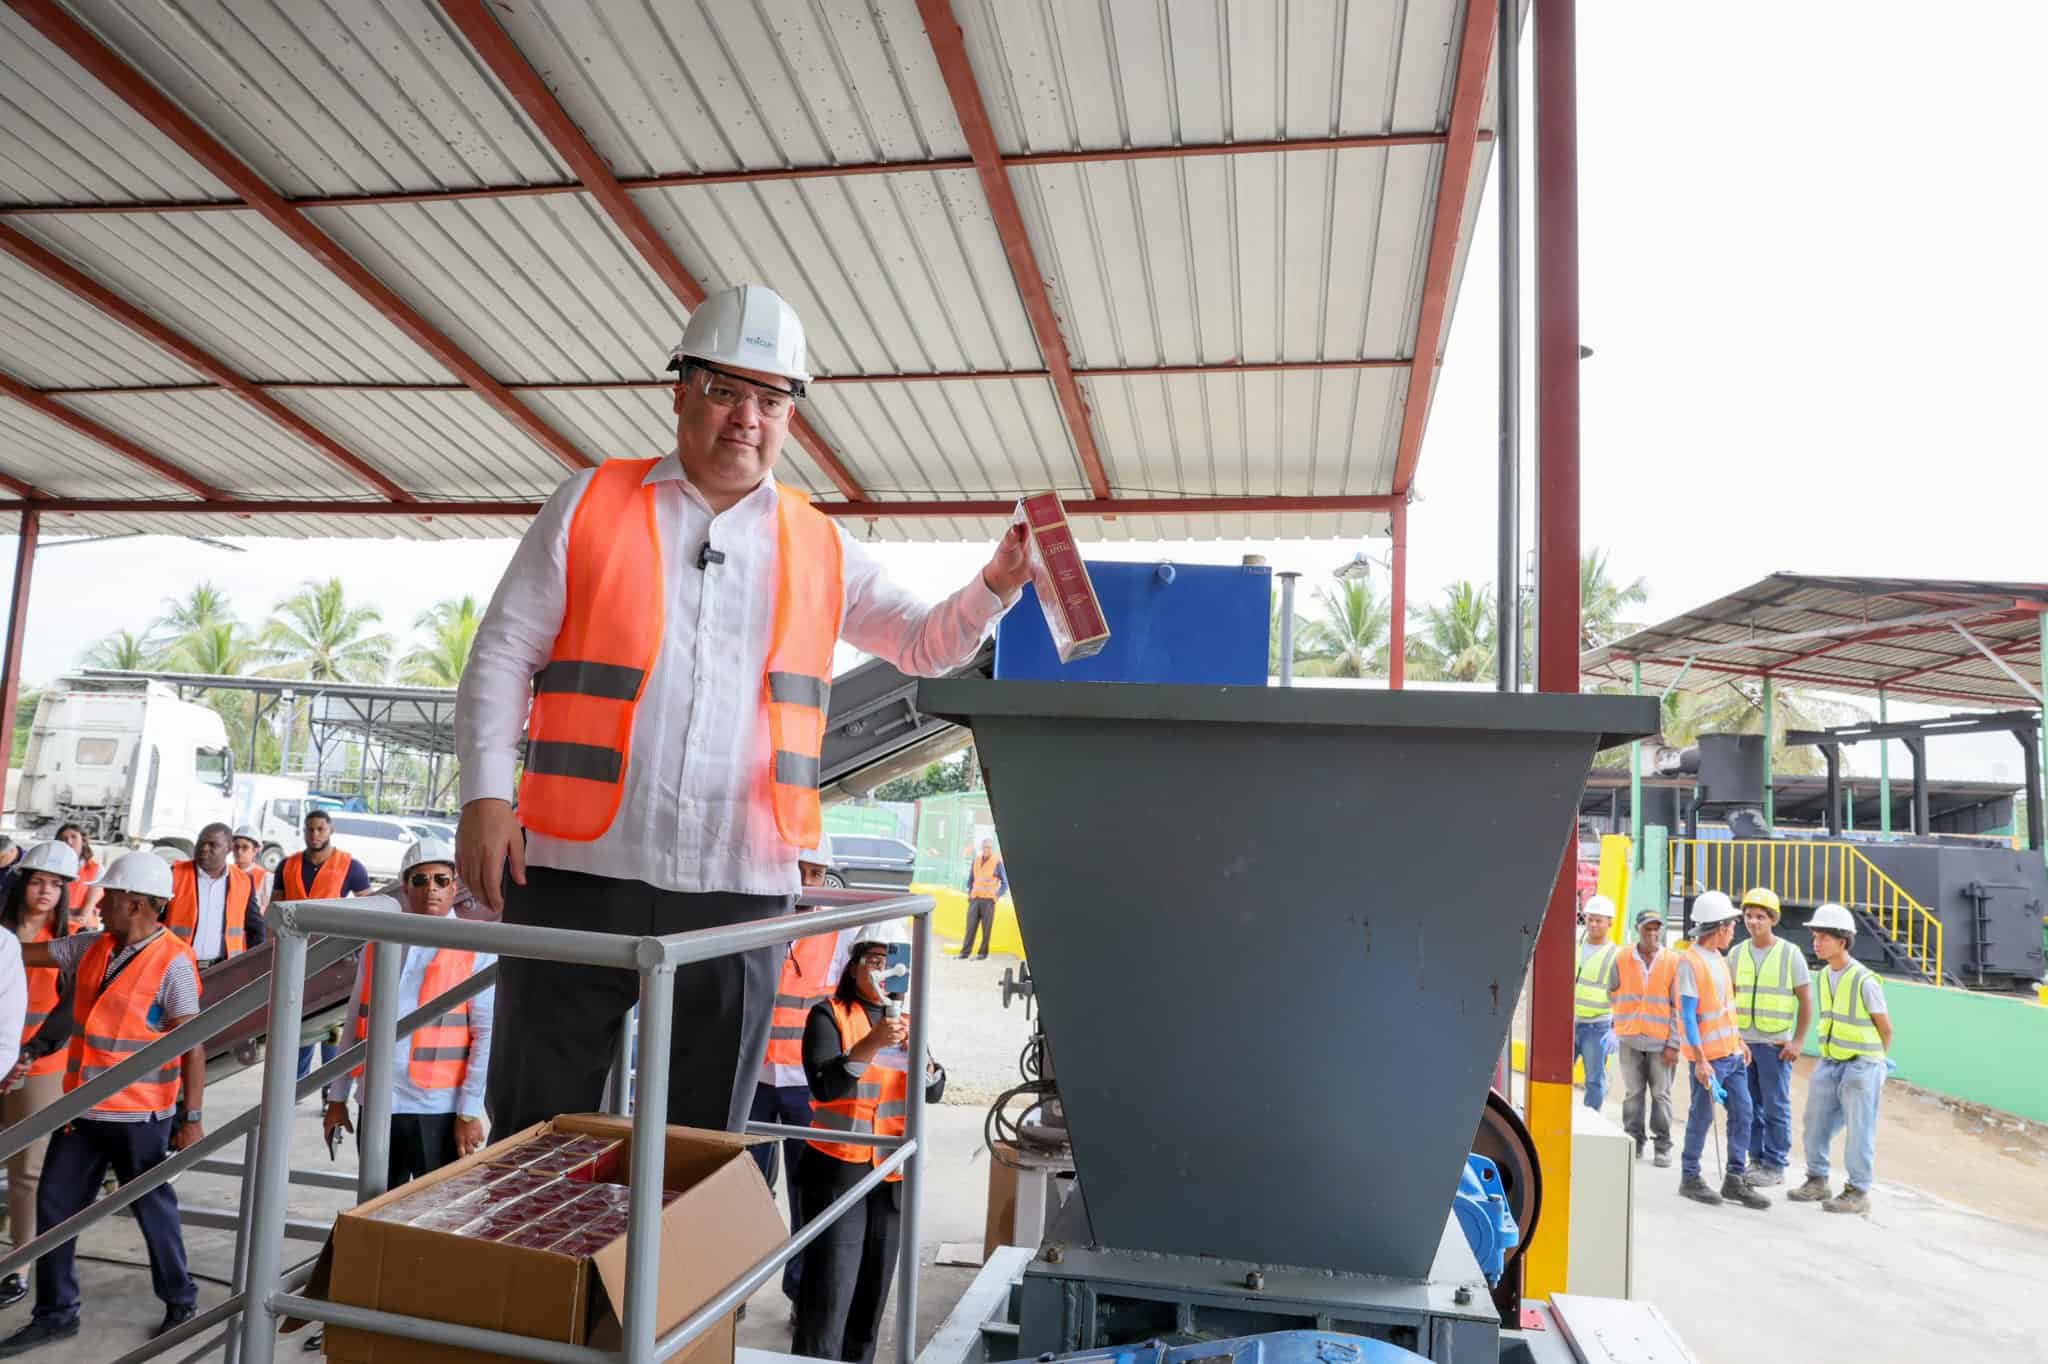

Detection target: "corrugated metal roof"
[0, 0, 1498, 543]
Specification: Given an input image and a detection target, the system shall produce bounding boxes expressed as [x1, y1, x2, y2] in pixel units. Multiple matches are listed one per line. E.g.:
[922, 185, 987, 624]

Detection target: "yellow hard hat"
[1740, 886, 1781, 919]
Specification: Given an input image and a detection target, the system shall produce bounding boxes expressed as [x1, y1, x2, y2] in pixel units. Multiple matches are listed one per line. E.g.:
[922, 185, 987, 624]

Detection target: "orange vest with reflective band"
[66, 859, 99, 912]
[1613, 948, 1680, 1046]
[64, 930, 196, 1114]
[165, 862, 251, 957]
[807, 1000, 910, 1181]
[21, 925, 64, 1078]
[766, 931, 841, 1068]
[971, 854, 1002, 900]
[517, 460, 845, 847]
[1678, 946, 1740, 1063]
[282, 850, 354, 902]
[352, 942, 477, 1091]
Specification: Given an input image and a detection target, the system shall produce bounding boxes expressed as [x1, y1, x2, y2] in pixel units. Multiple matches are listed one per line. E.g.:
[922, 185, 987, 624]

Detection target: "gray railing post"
[223, 1125, 259, 1364]
[604, 1014, 632, 1116]
[622, 957, 675, 1364]
[896, 909, 932, 1364]
[237, 924, 310, 1364]
[357, 936, 403, 1203]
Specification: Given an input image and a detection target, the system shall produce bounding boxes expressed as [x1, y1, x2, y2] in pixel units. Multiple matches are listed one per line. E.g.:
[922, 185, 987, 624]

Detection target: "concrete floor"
[7, 945, 2044, 1364]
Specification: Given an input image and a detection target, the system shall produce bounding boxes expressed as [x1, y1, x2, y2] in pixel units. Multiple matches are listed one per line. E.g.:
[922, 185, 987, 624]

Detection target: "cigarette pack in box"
[1014, 492, 1110, 662]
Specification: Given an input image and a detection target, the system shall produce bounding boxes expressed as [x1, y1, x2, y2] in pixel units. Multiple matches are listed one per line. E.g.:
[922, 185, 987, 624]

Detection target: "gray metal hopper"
[919, 680, 1658, 1282]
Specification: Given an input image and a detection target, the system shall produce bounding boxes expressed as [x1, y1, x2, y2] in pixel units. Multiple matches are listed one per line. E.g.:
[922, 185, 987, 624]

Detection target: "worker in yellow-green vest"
[1573, 895, 1622, 1112]
[1730, 887, 1813, 1188]
[1787, 903, 1893, 1215]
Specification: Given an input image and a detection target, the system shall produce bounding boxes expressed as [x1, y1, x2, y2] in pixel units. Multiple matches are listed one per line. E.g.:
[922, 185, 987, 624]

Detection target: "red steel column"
[1389, 500, 1409, 689]
[0, 512, 39, 824]
[1523, 0, 1581, 1301]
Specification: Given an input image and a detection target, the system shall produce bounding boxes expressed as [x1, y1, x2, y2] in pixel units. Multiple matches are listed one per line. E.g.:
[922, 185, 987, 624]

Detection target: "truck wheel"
[261, 844, 285, 872]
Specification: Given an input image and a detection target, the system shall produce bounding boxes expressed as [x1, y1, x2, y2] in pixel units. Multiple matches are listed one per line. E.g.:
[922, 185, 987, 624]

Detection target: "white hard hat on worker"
[1689, 890, 1741, 929]
[667, 285, 814, 510]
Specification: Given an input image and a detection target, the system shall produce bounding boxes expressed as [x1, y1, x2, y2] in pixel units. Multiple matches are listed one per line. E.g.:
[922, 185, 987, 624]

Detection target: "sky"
[2, 4, 2043, 783]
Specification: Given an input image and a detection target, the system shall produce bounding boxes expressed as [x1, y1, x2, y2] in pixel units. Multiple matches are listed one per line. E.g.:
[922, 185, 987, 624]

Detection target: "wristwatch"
[175, 1110, 202, 1125]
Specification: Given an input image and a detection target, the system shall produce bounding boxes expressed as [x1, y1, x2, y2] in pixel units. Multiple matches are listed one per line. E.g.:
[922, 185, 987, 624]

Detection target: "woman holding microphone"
[792, 932, 943, 1364]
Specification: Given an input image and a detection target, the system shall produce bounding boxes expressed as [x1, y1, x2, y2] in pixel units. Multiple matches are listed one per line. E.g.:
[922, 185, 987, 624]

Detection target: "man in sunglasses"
[459, 283, 1030, 1138]
[323, 840, 494, 1187]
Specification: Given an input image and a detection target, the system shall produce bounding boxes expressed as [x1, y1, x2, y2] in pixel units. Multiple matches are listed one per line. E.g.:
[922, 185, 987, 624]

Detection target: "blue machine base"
[1029, 1330, 1429, 1364]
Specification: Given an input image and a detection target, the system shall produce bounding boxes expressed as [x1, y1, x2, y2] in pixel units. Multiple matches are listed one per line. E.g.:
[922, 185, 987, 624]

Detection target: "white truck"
[14, 678, 236, 854]
[231, 773, 312, 872]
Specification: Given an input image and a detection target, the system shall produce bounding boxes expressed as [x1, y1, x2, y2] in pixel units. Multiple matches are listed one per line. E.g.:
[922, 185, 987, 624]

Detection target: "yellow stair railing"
[1667, 838, 1946, 985]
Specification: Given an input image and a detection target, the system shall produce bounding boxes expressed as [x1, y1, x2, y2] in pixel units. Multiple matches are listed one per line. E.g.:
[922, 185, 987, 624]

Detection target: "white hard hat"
[99, 850, 175, 900]
[1690, 890, 1740, 929]
[401, 839, 456, 878]
[18, 840, 79, 881]
[231, 825, 262, 845]
[668, 284, 811, 390]
[1581, 894, 1616, 920]
[798, 833, 836, 868]
[1809, 902, 1858, 937]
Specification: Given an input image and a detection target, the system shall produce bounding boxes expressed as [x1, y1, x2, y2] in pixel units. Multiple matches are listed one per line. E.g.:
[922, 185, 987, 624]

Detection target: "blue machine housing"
[1451, 1154, 1519, 1284]
[994, 560, 1270, 684]
[1031, 1330, 1430, 1364]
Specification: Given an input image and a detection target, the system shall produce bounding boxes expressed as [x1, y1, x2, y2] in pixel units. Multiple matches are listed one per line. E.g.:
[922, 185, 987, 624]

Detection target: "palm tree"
[1408, 580, 1497, 682]
[157, 581, 234, 638]
[83, 629, 158, 670]
[172, 621, 256, 677]
[1295, 580, 1391, 679]
[402, 595, 483, 687]
[261, 578, 392, 682]
[1660, 683, 1865, 776]
[1580, 549, 1649, 650]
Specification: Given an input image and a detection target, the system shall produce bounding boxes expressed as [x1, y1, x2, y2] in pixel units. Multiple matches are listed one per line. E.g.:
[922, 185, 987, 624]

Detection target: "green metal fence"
[911, 791, 997, 888]
[823, 800, 917, 843]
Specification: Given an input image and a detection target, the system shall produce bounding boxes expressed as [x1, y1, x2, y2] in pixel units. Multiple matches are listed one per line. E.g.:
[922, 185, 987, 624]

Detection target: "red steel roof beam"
[8, 0, 591, 478]
[0, 370, 225, 499]
[438, 0, 863, 503]
[918, 0, 1113, 501]
[0, 222, 410, 501]
[1390, 0, 1498, 495]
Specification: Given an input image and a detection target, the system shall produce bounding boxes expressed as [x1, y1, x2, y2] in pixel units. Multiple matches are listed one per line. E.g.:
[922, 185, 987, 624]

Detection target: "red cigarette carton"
[1014, 493, 1110, 663]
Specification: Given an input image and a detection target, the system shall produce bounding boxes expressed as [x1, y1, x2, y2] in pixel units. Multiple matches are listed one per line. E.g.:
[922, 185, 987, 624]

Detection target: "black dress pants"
[386, 1113, 460, 1189]
[961, 898, 996, 958]
[791, 1146, 901, 1364]
[486, 866, 790, 1133]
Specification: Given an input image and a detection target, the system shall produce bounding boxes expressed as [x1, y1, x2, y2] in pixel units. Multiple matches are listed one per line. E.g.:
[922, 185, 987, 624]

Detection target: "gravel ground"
[922, 946, 1036, 1106]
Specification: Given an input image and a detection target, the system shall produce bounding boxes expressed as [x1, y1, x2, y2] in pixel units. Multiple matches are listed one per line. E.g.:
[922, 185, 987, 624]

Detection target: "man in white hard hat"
[1673, 891, 1769, 1209]
[1572, 895, 1622, 1112]
[230, 827, 271, 916]
[1, 852, 203, 1355]
[1786, 903, 1892, 1214]
[457, 283, 1028, 1136]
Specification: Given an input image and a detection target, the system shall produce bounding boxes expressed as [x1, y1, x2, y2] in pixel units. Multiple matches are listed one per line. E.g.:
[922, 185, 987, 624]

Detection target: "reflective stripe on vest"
[516, 463, 845, 847]
[1574, 942, 1619, 1020]
[1817, 963, 1883, 1060]
[1612, 949, 1679, 1045]
[352, 943, 477, 1091]
[1733, 939, 1799, 1036]
[765, 931, 840, 1068]
[166, 861, 251, 957]
[22, 924, 63, 1077]
[1679, 946, 1740, 1063]
[63, 931, 196, 1114]
[971, 854, 1002, 901]
[807, 1000, 910, 1181]
[282, 851, 354, 902]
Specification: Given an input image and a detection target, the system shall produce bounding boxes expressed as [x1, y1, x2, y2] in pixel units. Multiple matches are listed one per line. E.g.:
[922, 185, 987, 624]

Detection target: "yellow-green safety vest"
[1733, 939, 1800, 1036]
[1575, 942, 1620, 1020]
[1816, 963, 1883, 1061]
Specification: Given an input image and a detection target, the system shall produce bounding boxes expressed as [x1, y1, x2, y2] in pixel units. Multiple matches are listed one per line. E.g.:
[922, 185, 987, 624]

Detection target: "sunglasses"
[407, 873, 455, 889]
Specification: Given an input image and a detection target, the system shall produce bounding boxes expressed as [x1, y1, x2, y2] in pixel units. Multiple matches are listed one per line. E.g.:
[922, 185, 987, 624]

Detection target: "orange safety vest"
[1677, 946, 1740, 1063]
[352, 942, 477, 1091]
[517, 459, 845, 848]
[807, 999, 910, 1181]
[66, 859, 100, 912]
[64, 930, 197, 1115]
[1613, 948, 1680, 1046]
[21, 924, 64, 1078]
[766, 932, 841, 1068]
[165, 862, 251, 958]
[282, 850, 355, 902]
[970, 854, 1002, 900]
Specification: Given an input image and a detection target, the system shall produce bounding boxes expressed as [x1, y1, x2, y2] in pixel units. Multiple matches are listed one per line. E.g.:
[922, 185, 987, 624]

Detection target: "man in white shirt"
[164, 824, 264, 968]
[457, 284, 1026, 1137]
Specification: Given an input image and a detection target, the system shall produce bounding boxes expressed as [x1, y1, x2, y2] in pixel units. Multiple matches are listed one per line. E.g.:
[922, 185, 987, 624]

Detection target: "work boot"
[1633, 1138, 1646, 1160]
[0, 1318, 80, 1357]
[1653, 1147, 1673, 1169]
[1678, 1175, 1722, 1205]
[0, 1275, 24, 1310]
[1744, 1164, 1785, 1187]
[154, 1304, 196, 1339]
[1823, 1185, 1870, 1215]
[1785, 1175, 1832, 1203]
[1721, 1173, 1771, 1209]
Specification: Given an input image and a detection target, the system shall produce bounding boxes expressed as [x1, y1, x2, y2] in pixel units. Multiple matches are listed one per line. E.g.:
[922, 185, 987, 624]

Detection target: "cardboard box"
[317, 1115, 783, 1364]
[1014, 492, 1110, 662]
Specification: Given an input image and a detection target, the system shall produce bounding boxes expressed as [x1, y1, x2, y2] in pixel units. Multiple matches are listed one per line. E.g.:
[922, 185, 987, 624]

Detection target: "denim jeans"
[1743, 1040, 1796, 1170]
[1574, 1019, 1614, 1111]
[1681, 1052, 1753, 1178]
[1804, 1057, 1884, 1189]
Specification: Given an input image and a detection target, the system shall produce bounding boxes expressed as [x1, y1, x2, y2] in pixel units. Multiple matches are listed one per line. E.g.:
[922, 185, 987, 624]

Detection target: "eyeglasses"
[407, 873, 455, 889]
[691, 364, 796, 419]
[855, 953, 889, 966]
